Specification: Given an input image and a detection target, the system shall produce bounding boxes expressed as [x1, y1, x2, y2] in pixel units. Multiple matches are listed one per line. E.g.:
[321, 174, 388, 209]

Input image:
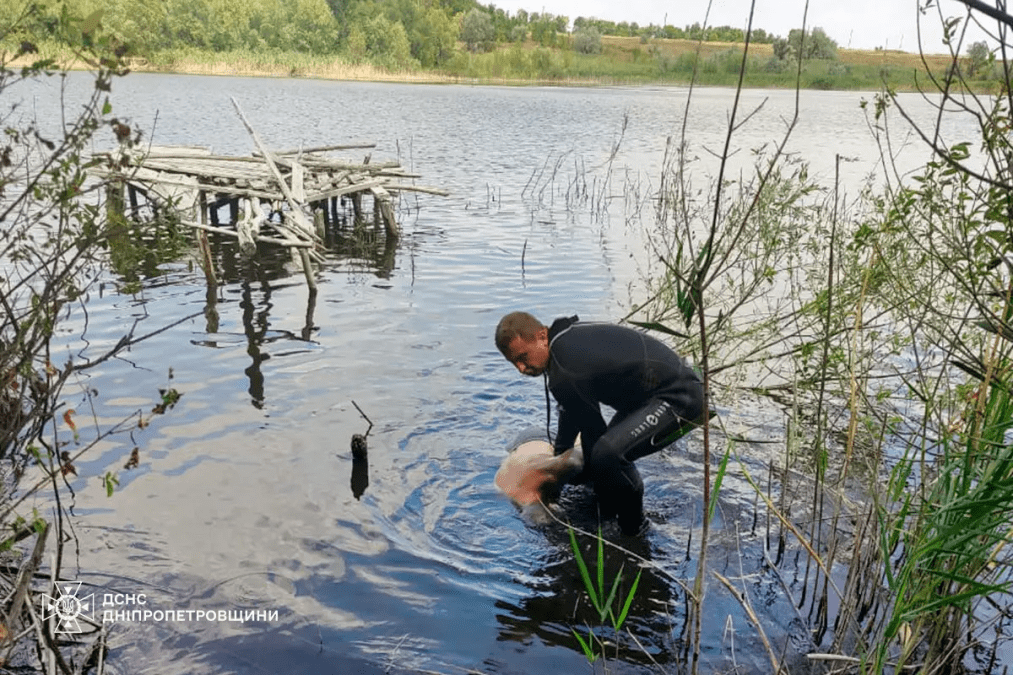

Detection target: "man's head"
[495, 311, 550, 377]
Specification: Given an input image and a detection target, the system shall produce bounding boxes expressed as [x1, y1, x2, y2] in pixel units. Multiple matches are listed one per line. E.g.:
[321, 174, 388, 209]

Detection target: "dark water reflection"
[14, 74, 979, 673]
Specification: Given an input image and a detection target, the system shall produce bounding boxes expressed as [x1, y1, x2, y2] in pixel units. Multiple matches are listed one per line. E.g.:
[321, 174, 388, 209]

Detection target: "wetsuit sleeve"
[552, 389, 607, 455]
[554, 408, 580, 454]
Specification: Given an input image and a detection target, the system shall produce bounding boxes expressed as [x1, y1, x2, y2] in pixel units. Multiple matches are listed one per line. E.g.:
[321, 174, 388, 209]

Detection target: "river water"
[9, 74, 982, 674]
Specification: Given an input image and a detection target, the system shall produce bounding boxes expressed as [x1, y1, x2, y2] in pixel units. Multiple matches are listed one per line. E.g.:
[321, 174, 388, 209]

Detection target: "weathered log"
[304, 178, 388, 204]
[383, 183, 451, 196]
[291, 160, 306, 203]
[197, 191, 217, 286]
[236, 198, 264, 256]
[259, 142, 377, 156]
[181, 220, 314, 248]
[230, 97, 321, 290]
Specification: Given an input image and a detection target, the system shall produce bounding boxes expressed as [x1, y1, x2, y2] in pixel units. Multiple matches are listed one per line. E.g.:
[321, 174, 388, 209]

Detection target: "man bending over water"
[495, 312, 704, 536]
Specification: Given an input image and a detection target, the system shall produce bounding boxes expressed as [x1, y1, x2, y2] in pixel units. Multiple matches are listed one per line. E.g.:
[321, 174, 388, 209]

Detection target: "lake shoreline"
[14, 52, 947, 93]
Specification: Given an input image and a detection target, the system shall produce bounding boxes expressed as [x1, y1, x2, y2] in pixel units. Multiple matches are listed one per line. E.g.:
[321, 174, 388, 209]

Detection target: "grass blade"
[614, 568, 642, 632]
[709, 441, 731, 520]
[571, 627, 599, 663]
[602, 564, 625, 624]
[569, 527, 601, 610]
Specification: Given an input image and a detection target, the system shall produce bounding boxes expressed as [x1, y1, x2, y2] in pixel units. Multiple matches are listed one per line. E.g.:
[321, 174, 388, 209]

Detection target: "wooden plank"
[304, 178, 388, 203]
[376, 170, 423, 179]
[180, 220, 315, 247]
[258, 143, 377, 156]
[383, 183, 451, 196]
[291, 160, 305, 203]
[137, 158, 277, 181]
[293, 158, 401, 172]
[146, 145, 212, 157]
[88, 167, 283, 201]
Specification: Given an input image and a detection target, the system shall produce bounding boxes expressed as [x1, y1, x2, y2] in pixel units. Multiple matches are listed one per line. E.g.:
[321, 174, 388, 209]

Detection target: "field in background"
[8, 35, 963, 90]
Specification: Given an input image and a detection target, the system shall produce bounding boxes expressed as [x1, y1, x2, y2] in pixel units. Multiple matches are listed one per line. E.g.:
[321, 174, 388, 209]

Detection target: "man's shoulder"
[558, 321, 641, 345]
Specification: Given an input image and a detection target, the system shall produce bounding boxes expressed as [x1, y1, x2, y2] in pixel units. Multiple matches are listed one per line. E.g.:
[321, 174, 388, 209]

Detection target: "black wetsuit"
[546, 315, 704, 534]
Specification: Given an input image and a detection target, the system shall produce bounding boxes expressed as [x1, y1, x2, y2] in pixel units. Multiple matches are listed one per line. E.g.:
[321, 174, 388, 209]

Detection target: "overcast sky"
[487, 0, 998, 53]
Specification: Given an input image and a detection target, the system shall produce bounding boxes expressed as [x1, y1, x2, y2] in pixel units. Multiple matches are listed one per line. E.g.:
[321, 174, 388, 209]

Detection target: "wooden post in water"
[351, 193, 363, 224]
[197, 190, 217, 286]
[236, 198, 261, 258]
[313, 208, 326, 239]
[370, 186, 398, 239]
[127, 184, 141, 219]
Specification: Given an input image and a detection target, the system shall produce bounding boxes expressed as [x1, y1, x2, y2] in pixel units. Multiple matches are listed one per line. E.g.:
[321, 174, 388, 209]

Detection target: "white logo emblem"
[41, 582, 94, 634]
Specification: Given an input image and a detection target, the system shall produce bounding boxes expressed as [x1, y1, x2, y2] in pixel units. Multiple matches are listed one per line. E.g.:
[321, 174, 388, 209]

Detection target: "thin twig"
[713, 571, 780, 674]
[71, 311, 204, 372]
[351, 400, 374, 435]
[625, 626, 670, 674]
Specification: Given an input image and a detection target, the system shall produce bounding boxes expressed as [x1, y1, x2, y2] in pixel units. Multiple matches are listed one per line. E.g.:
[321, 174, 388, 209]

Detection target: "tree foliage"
[347, 0, 456, 67]
[358, 13, 416, 69]
[786, 27, 838, 60]
[572, 26, 602, 55]
[965, 40, 993, 78]
[772, 37, 791, 61]
[1, 0, 796, 75]
[461, 7, 494, 52]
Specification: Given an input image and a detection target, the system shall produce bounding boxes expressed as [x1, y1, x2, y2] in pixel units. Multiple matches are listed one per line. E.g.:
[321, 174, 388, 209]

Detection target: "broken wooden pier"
[91, 110, 448, 289]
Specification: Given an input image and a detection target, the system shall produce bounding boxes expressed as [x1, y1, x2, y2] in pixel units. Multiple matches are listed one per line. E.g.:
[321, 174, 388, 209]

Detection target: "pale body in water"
[494, 438, 583, 524]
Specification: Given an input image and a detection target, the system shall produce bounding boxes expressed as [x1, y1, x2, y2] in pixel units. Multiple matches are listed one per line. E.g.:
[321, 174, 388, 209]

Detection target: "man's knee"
[681, 381, 705, 425]
[589, 436, 642, 494]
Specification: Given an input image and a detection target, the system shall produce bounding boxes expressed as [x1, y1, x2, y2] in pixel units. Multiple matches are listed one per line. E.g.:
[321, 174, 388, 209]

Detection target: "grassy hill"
[435, 34, 961, 90]
[11, 32, 964, 92]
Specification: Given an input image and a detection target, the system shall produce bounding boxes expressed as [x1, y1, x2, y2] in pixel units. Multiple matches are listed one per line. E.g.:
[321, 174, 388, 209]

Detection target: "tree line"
[2, 0, 838, 71]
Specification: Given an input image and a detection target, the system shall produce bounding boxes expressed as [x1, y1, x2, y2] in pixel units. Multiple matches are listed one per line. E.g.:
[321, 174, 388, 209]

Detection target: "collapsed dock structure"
[92, 102, 448, 289]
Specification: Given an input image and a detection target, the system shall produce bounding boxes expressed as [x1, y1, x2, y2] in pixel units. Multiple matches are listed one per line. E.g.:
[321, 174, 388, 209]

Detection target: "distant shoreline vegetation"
[1, 0, 991, 91]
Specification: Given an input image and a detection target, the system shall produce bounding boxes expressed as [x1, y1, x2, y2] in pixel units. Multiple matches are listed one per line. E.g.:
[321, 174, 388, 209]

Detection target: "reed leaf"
[613, 568, 642, 632]
[569, 527, 601, 611]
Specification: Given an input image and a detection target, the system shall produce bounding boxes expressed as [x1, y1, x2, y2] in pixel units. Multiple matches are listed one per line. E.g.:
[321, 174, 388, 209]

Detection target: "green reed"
[568, 527, 642, 668]
[869, 341, 1013, 672]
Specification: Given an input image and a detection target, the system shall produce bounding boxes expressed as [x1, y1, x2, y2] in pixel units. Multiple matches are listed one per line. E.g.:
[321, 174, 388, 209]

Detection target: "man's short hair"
[495, 311, 544, 356]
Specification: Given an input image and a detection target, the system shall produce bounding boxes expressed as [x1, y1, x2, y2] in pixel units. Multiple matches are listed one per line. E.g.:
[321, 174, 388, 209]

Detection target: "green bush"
[573, 26, 602, 55]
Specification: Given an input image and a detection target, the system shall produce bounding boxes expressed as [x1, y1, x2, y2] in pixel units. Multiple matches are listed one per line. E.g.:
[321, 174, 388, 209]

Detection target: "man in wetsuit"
[495, 311, 704, 536]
